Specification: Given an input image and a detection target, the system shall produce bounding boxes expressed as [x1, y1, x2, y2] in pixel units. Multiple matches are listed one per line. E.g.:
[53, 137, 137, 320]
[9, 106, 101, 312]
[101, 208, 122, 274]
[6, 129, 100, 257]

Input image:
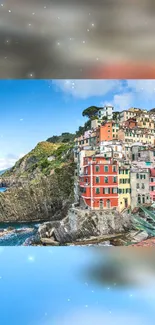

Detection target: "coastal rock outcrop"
[38, 207, 132, 244]
[0, 170, 74, 223]
[0, 141, 75, 223]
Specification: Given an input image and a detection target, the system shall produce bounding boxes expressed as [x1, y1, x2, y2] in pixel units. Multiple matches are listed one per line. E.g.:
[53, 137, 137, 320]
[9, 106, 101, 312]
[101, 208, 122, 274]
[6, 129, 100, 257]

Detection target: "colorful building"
[79, 155, 118, 210]
[136, 113, 155, 130]
[118, 164, 131, 212]
[149, 169, 155, 202]
[130, 169, 151, 211]
[122, 117, 137, 129]
[119, 109, 138, 122]
[112, 122, 119, 139]
[118, 127, 154, 145]
[97, 105, 113, 120]
[97, 121, 113, 142]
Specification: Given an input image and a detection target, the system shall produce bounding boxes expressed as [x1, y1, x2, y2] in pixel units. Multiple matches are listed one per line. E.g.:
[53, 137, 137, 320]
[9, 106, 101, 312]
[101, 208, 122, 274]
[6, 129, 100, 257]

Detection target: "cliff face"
[0, 141, 76, 222]
[38, 207, 132, 245]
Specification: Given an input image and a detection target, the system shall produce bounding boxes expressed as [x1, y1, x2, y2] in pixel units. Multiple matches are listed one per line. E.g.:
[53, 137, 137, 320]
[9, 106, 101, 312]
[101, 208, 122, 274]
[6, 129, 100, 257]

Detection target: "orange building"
[97, 121, 113, 143]
[79, 155, 118, 209]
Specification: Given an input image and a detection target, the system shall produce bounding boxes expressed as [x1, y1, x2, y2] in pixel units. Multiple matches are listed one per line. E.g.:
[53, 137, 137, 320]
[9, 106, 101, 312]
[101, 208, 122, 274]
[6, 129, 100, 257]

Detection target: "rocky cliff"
[0, 141, 76, 222]
[38, 207, 132, 245]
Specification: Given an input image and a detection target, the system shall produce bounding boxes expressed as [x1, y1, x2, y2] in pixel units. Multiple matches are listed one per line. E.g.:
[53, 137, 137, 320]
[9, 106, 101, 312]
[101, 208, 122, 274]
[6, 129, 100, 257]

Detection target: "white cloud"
[127, 80, 155, 99]
[45, 309, 148, 325]
[52, 80, 121, 99]
[102, 92, 134, 111]
[51, 79, 155, 111]
[0, 153, 25, 170]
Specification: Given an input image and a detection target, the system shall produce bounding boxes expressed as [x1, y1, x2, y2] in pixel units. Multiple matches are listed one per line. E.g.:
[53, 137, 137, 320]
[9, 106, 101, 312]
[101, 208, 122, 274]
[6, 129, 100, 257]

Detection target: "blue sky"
[1, 79, 155, 169]
[0, 247, 155, 325]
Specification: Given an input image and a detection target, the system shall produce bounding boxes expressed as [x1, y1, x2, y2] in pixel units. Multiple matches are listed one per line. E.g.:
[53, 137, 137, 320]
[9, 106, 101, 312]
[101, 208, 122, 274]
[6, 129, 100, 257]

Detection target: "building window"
[125, 170, 128, 174]
[104, 188, 110, 194]
[142, 195, 145, 204]
[112, 188, 118, 194]
[96, 188, 100, 194]
[113, 165, 117, 172]
[119, 189, 122, 194]
[113, 176, 117, 183]
[104, 166, 109, 172]
[136, 173, 139, 179]
[137, 183, 139, 189]
[138, 195, 141, 204]
[96, 166, 100, 172]
[104, 177, 108, 183]
[80, 187, 86, 193]
[96, 177, 100, 184]
[142, 183, 145, 189]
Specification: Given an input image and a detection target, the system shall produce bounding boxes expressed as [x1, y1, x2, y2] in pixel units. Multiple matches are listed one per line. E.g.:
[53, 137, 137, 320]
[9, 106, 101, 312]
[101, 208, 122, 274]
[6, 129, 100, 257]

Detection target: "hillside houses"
[74, 107, 155, 212]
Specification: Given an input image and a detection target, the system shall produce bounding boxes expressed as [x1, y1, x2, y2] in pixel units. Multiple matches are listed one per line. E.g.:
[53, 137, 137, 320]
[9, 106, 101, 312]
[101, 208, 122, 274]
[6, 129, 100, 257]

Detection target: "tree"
[82, 106, 101, 119]
[76, 120, 91, 137]
[47, 133, 75, 144]
[113, 111, 120, 121]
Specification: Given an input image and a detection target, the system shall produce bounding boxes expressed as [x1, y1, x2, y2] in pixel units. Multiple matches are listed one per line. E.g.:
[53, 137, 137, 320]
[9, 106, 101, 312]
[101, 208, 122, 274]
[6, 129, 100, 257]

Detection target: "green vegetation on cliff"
[47, 132, 75, 144]
[3, 141, 75, 180]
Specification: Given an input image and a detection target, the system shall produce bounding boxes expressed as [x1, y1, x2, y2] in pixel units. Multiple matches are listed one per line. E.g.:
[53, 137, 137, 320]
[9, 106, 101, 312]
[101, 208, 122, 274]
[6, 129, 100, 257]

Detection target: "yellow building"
[118, 164, 131, 212]
[118, 128, 154, 145]
[136, 114, 154, 129]
[112, 122, 119, 139]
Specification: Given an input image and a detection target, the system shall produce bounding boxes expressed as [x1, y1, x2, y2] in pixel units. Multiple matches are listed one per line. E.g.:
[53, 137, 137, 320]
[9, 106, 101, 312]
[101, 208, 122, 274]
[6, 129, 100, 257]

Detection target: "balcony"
[80, 182, 90, 187]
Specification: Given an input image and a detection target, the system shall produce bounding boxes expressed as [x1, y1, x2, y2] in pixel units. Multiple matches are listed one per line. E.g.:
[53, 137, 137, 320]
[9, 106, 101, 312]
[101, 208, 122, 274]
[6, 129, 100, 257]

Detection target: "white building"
[97, 106, 113, 120]
[99, 141, 124, 160]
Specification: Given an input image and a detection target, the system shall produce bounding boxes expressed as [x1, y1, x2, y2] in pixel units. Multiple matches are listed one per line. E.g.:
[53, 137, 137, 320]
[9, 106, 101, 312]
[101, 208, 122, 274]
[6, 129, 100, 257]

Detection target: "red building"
[123, 117, 137, 128]
[150, 168, 155, 201]
[79, 155, 118, 209]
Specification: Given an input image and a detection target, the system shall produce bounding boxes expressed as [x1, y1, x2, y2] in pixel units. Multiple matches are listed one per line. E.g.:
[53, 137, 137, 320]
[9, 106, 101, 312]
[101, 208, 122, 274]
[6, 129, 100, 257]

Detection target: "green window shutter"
[104, 166, 109, 172]
[96, 166, 99, 172]
[96, 188, 100, 194]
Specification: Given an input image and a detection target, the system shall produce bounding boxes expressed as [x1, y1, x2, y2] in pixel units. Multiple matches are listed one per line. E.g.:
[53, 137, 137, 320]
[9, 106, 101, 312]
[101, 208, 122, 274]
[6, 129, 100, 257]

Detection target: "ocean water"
[0, 187, 7, 192]
[0, 222, 40, 246]
[0, 187, 38, 245]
